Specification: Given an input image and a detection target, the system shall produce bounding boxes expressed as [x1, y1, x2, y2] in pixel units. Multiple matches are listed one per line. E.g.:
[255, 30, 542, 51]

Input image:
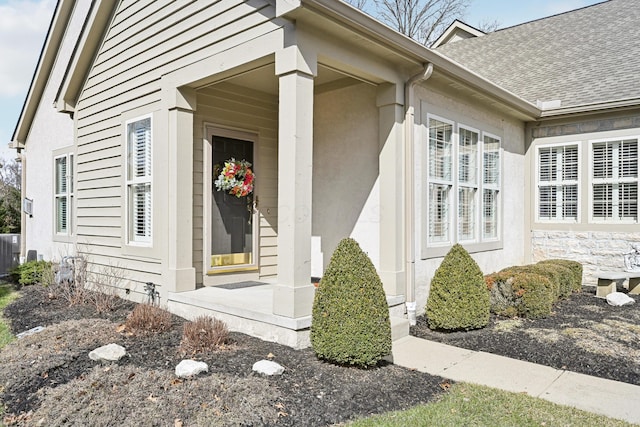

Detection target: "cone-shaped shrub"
[426, 244, 489, 331]
[311, 238, 391, 367]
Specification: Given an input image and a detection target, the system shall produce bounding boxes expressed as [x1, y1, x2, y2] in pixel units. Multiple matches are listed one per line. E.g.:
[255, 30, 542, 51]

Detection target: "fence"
[0, 234, 20, 276]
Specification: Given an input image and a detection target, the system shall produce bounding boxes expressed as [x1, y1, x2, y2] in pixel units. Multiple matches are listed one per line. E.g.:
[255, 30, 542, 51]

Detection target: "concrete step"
[390, 316, 409, 341]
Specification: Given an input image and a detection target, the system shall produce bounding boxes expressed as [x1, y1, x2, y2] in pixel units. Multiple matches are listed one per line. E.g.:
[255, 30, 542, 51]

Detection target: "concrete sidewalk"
[392, 336, 640, 425]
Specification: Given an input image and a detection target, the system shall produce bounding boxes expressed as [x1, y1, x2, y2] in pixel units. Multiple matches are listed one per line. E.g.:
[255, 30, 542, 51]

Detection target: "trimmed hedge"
[485, 271, 555, 319]
[310, 238, 391, 367]
[486, 259, 583, 319]
[426, 244, 490, 331]
[538, 259, 583, 292]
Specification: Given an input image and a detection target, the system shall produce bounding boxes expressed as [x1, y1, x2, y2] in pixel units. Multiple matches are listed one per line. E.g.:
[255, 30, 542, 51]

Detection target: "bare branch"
[375, 0, 471, 45]
[476, 18, 501, 33]
[345, 0, 369, 9]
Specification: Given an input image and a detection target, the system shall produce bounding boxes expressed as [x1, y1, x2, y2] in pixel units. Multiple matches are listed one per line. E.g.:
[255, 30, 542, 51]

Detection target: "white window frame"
[125, 115, 153, 245]
[457, 124, 480, 243]
[589, 137, 639, 224]
[482, 132, 501, 240]
[426, 115, 454, 246]
[535, 142, 581, 223]
[54, 152, 74, 236]
[424, 114, 502, 255]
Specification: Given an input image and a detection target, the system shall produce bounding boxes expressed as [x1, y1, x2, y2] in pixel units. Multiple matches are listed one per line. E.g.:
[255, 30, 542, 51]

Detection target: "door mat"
[216, 281, 268, 290]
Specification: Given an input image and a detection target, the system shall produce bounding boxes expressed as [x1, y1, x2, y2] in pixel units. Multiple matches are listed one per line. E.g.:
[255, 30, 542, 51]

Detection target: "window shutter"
[429, 119, 452, 180]
[56, 197, 67, 233]
[55, 157, 67, 194]
[428, 183, 450, 243]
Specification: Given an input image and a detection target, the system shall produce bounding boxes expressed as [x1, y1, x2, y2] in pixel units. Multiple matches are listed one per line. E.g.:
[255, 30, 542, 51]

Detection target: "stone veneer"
[531, 230, 640, 286]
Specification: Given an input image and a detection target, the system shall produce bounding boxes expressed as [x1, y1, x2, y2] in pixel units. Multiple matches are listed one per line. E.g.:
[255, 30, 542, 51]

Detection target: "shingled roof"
[436, 0, 640, 112]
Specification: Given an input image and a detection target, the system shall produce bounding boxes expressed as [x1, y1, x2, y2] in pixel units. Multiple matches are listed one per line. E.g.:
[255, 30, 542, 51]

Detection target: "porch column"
[166, 86, 197, 292]
[273, 46, 317, 318]
[377, 83, 406, 296]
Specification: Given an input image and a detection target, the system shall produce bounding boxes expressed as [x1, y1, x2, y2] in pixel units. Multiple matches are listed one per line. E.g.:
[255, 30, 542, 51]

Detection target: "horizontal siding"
[75, 0, 282, 287]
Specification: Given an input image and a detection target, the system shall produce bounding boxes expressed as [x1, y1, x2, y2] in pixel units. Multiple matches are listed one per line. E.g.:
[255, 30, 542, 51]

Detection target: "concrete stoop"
[391, 316, 410, 341]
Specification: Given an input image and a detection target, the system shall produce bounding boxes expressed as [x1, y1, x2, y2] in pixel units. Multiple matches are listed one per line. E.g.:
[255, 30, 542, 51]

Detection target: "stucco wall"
[23, 1, 92, 261]
[413, 84, 527, 313]
[312, 82, 380, 272]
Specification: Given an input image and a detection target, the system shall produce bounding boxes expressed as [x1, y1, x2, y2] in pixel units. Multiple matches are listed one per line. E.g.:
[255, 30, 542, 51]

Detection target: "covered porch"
[160, 10, 420, 347]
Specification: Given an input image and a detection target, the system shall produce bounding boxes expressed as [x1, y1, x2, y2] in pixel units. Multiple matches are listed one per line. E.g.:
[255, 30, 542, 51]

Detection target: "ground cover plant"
[0, 284, 445, 426]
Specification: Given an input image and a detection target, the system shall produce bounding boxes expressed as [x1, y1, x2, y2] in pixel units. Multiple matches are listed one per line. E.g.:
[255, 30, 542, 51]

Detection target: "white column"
[166, 86, 197, 292]
[377, 83, 406, 296]
[273, 46, 316, 318]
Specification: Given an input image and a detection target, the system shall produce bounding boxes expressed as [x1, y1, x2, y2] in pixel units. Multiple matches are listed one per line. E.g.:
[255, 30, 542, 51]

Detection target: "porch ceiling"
[217, 63, 366, 96]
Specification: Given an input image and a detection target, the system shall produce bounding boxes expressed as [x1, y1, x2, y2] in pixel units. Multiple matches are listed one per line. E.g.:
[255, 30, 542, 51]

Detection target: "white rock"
[89, 343, 127, 362]
[17, 326, 45, 339]
[606, 292, 636, 306]
[252, 360, 285, 376]
[175, 359, 209, 378]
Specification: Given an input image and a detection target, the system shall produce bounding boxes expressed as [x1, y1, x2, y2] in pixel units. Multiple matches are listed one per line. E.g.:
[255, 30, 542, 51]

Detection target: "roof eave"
[10, 0, 74, 148]
[293, 0, 540, 119]
[539, 98, 640, 119]
[56, 0, 117, 114]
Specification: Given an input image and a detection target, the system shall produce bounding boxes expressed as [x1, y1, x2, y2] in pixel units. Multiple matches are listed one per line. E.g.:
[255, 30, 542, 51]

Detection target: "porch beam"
[377, 83, 406, 296]
[165, 86, 197, 292]
[273, 46, 316, 318]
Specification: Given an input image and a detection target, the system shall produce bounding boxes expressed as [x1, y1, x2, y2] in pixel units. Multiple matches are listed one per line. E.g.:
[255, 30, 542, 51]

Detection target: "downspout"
[404, 63, 433, 325]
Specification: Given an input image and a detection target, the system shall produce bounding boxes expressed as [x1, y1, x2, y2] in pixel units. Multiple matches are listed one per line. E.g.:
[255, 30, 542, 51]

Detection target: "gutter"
[404, 63, 433, 326]
[295, 0, 541, 120]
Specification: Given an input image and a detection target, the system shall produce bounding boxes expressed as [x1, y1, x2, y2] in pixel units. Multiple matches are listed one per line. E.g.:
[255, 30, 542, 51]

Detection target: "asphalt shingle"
[436, 0, 640, 110]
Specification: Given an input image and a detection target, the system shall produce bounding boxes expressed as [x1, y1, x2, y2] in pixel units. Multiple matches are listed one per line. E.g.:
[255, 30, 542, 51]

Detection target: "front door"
[210, 134, 256, 270]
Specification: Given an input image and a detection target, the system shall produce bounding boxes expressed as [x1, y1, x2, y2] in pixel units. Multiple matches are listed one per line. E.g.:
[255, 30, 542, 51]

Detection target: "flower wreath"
[214, 158, 255, 197]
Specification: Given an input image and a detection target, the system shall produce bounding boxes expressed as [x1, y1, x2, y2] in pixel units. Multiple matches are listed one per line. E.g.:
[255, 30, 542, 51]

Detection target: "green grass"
[0, 283, 19, 349]
[348, 383, 633, 427]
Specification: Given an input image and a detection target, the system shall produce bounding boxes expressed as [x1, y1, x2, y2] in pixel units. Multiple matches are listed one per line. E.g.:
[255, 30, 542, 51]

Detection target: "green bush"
[426, 244, 490, 331]
[506, 262, 577, 299]
[538, 259, 583, 292]
[310, 238, 391, 367]
[13, 260, 53, 286]
[486, 270, 555, 319]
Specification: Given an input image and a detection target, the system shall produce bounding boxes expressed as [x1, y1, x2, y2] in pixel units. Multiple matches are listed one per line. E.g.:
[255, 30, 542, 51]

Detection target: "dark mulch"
[1, 285, 447, 426]
[412, 287, 640, 385]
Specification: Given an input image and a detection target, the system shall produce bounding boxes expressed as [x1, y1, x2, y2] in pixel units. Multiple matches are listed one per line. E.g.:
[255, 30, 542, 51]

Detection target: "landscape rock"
[89, 343, 127, 362]
[16, 326, 45, 339]
[606, 292, 636, 306]
[175, 360, 208, 378]
[252, 360, 284, 376]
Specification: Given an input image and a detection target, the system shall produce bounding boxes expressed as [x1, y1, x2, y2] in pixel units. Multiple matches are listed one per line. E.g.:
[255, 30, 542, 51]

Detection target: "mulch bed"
[411, 287, 640, 385]
[1, 285, 447, 426]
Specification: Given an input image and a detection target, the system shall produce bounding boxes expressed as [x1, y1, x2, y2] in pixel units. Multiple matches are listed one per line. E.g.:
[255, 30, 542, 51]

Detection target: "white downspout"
[404, 63, 433, 325]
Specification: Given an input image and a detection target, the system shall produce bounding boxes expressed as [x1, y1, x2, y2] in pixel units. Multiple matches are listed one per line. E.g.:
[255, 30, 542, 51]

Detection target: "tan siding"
[75, 0, 281, 287]
[196, 82, 278, 282]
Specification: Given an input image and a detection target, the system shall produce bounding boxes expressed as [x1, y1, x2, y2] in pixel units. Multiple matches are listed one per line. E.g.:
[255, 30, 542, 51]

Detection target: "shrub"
[13, 260, 53, 286]
[310, 238, 391, 367]
[506, 263, 575, 300]
[125, 304, 173, 335]
[179, 316, 231, 355]
[538, 259, 583, 292]
[486, 271, 555, 319]
[426, 244, 489, 331]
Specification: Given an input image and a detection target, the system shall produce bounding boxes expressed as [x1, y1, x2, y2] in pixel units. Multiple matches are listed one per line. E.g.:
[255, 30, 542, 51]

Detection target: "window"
[428, 118, 453, 243]
[591, 139, 638, 221]
[126, 116, 152, 244]
[54, 153, 73, 234]
[483, 136, 500, 238]
[426, 116, 501, 248]
[537, 144, 579, 221]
